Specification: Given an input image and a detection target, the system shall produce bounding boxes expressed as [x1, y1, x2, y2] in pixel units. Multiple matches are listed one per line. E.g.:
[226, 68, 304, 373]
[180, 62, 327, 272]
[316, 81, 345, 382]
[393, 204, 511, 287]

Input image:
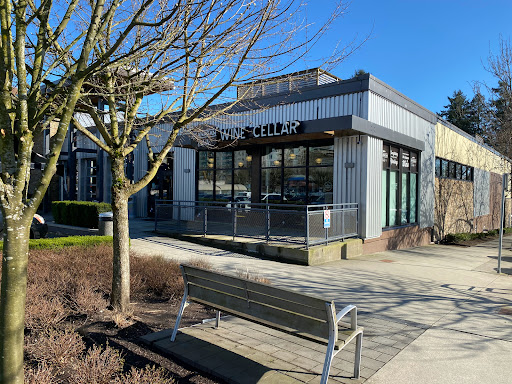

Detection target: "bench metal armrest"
[335, 304, 357, 330]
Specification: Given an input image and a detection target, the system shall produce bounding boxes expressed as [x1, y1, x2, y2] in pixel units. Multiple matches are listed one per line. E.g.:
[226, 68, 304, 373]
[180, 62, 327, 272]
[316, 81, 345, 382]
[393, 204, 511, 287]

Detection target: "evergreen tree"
[353, 69, 368, 77]
[439, 90, 473, 134]
[468, 91, 487, 137]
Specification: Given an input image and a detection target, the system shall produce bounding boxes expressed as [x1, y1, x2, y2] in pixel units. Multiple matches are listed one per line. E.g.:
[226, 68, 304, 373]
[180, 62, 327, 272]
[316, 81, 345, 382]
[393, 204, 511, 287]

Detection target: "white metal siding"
[173, 147, 196, 202]
[333, 136, 382, 239]
[367, 91, 431, 142]
[186, 92, 369, 132]
[173, 147, 196, 221]
[133, 141, 149, 217]
[362, 136, 383, 238]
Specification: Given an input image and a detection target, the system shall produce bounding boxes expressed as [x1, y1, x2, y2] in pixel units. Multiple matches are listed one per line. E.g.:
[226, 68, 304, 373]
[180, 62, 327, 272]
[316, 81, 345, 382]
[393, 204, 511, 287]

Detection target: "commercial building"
[63, 69, 512, 254]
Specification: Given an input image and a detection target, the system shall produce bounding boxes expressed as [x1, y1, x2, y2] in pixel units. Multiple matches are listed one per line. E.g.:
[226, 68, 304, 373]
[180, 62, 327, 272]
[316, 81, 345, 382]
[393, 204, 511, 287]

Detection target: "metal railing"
[154, 200, 358, 248]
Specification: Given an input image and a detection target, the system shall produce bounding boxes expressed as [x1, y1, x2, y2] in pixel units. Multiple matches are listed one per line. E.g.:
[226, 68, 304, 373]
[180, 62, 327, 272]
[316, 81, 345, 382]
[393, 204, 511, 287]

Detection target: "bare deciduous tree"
[480, 35, 512, 158]
[71, 0, 359, 313]
[0, 1, 182, 382]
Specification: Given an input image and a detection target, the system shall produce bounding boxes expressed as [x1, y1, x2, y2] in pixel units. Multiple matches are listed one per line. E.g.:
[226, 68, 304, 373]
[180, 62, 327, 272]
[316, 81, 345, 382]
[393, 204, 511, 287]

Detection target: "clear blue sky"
[295, 0, 512, 114]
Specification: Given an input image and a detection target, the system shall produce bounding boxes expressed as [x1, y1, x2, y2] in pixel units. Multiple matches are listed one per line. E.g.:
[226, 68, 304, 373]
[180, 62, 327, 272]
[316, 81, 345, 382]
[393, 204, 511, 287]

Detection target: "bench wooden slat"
[183, 265, 329, 310]
[186, 274, 247, 300]
[188, 284, 329, 340]
[182, 265, 249, 289]
[246, 290, 327, 320]
[186, 274, 328, 321]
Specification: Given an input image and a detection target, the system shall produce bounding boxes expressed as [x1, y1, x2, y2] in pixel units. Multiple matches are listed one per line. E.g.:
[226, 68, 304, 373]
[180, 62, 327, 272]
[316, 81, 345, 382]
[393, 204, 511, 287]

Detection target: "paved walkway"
[129, 219, 512, 383]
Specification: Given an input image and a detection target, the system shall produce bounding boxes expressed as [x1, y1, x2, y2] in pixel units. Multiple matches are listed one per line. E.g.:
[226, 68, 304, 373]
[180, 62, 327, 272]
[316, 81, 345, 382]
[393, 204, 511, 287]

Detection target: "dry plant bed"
[1, 244, 220, 384]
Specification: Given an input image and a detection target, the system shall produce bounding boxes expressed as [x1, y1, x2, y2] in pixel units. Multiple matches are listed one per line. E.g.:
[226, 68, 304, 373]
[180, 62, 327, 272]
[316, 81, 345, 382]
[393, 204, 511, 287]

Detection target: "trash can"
[98, 212, 113, 236]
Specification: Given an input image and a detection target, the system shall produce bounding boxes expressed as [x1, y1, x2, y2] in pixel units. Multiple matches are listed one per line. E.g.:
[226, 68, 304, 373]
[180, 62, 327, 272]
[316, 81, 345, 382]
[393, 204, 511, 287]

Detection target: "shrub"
[52, 201, 112, 228]
[25, 328, 85, 368]
[24, 361, 55, 384]
[67, 344, 124, 384]
[131, 255, 183, 301]
[27, 236, 113, 250]
[444, 227, 512, 243]
[0, 235, 114, 250]
[113, 366, 174, 384]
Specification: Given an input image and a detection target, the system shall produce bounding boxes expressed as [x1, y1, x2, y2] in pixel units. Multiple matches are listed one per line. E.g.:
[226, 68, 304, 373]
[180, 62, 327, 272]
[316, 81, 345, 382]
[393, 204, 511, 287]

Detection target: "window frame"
[382, 143, 419, 228]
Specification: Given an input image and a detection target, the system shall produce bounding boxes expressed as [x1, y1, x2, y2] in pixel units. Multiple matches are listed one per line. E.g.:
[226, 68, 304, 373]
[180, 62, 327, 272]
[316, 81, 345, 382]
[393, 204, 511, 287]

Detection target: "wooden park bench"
[171, 264, 364, 383]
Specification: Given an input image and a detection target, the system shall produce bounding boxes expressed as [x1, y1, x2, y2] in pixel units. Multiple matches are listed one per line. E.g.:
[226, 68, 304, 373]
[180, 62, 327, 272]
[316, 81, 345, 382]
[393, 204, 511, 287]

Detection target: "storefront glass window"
[215, 151, 232, 169]
[401, 173, 408, 224]
[382, 143, 419, 227]
[199, 151, 215, 170]
[308, 167, 333, 204]
[215, 169, 232, 201]
[285, 145, 306, 167]
[198, 141, 334, 205]
[261, 169, 281, 199]
[410, 174, 417, 222]
[198, 170, 214, 201]
[381, 171, 388, 227]
[262, 146, 282, 167]
[389, 171, 398, 226]
[309, 145, 334, 166]
[284, 168, 306, 204]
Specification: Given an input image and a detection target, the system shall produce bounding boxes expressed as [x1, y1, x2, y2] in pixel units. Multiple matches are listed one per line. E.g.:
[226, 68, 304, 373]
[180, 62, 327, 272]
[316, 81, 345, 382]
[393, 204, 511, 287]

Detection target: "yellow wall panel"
[435, 122, 511, 174]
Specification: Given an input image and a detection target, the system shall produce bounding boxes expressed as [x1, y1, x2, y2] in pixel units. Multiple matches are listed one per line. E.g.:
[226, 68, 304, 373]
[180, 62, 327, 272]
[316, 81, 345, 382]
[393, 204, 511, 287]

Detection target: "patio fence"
[154, 200, 358, 248]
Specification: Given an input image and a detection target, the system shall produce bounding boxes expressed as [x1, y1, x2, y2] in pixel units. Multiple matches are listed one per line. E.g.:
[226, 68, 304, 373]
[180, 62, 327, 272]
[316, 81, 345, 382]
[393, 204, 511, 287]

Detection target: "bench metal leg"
[171, 295, 189, 342]
[354, 332, 363, 379]
[320, 341, 335, 384]
[215, 310, 221, 328]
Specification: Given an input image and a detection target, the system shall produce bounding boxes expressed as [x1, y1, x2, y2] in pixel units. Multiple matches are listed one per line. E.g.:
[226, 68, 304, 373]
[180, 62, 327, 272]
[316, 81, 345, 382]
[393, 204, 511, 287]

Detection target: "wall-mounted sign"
[218, 121, 302, 141]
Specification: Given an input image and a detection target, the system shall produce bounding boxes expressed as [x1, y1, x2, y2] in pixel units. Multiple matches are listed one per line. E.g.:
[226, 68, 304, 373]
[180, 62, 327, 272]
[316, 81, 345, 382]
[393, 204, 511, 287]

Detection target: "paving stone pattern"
[141, 315, 426, 384]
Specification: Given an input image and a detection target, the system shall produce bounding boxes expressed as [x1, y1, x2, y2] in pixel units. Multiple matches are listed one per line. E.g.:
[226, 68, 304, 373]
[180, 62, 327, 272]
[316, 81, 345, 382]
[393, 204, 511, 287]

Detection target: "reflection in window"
[198, 170, 214, 201]
[261, 168, 281, 196]
[260, 143, 334, 204]
[284, 168, 306, 204]
[215, 170, 232, 201]
[401, 173, 408, 224]
[262, 146, 282, 167]
[285, 145, 306, 167]
[309, 145, 334, 166]
[309, 167, 333, 204]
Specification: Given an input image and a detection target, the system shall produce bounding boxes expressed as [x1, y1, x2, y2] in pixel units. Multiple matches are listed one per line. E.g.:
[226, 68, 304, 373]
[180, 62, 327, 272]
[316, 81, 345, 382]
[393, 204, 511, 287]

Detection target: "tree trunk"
[110, 157, 131, 312]
[0, 217, 31, 384]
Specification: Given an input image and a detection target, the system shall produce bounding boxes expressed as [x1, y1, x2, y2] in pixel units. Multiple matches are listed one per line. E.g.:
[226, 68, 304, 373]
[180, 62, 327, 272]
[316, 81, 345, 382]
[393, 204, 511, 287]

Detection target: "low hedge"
[0, 236, 113, 250]
[52, 201, 112, 228]
[445, 227, 512, 243]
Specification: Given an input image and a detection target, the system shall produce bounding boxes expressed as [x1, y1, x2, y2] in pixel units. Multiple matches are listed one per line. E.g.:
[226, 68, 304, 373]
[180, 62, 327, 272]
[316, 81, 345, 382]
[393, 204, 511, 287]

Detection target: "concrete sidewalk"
[131, 219, 512, 383]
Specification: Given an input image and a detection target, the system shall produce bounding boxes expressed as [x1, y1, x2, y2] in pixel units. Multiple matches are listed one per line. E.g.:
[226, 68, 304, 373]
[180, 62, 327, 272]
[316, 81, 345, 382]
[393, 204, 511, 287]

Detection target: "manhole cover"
[498, 306, 512, 316]
[380, 259, 395, 263]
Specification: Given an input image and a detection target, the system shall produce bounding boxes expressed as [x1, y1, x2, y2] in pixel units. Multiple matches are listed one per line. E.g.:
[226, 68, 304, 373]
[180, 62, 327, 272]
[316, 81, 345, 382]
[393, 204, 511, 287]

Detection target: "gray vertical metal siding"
[474, 168, 490, 217]
[333, 135, 382, 239]
[173, 147, 196, 202]
[172, 147, 196, 221]
[363, 136, 383, 239]
[419, 123, 435, 228]
[368, 91, 431, 142]
[133, 140, 149, 217]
